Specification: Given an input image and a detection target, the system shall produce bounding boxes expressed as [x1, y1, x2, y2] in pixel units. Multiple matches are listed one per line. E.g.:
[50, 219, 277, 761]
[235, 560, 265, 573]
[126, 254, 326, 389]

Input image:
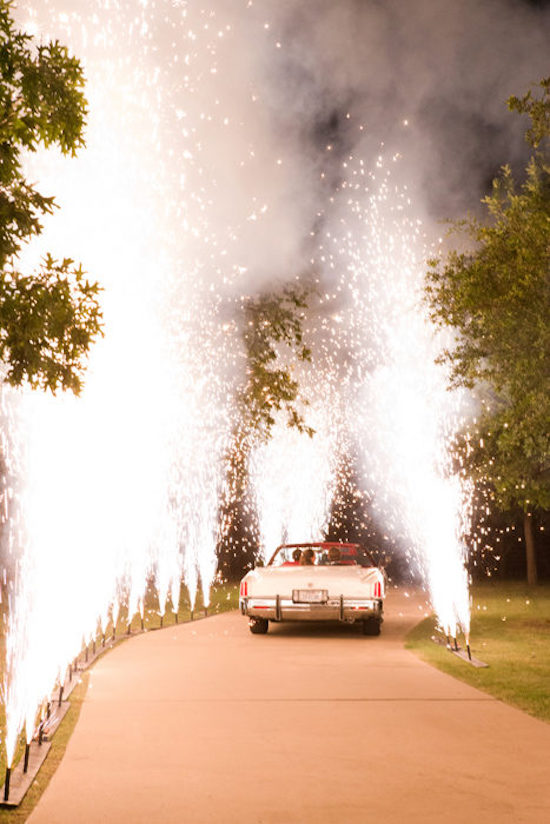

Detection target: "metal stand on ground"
[431, 634, 488, 668]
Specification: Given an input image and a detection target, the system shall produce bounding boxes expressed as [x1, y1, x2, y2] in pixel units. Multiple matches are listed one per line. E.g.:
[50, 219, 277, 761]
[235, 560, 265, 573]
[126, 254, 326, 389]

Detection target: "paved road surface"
[29, 589, 550, 823]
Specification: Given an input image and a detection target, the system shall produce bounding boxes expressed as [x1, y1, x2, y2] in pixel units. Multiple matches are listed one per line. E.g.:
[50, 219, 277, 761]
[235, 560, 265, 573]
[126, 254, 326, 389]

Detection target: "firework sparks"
[250, 396, 343, 563]
[317, 151, 472, 638]
[0, 0, 480, 771]
[2, 0, 241, 764]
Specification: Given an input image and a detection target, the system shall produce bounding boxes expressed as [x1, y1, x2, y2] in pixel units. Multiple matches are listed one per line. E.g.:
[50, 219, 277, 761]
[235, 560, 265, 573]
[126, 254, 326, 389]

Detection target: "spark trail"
[2, 0, 241, 765]
[318, 151, 472, 638]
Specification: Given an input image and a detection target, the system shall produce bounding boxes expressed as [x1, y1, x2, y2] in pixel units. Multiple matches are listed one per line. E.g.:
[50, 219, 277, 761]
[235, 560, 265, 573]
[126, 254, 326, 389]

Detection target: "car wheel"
[249, 617, 269, 634]
[362, 617, 381, 636]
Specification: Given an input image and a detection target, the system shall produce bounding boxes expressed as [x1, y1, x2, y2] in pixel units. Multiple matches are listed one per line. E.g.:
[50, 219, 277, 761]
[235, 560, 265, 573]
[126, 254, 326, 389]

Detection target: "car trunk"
[246, 565, 382, 599]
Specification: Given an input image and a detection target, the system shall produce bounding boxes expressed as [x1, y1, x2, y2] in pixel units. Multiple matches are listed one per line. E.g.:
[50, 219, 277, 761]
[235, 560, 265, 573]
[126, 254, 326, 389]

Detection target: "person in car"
[282, 548, 302, 566]
[327, 546, 342, 564]
[300, 548, 315, 565]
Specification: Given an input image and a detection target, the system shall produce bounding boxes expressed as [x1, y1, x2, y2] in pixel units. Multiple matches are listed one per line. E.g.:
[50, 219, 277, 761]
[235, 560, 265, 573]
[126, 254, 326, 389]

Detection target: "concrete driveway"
[28, 588, 550, 823]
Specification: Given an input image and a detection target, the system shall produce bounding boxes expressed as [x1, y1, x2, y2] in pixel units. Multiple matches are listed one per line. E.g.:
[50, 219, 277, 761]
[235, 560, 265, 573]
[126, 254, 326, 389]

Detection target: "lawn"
[406, 581, 550, 723]
[0, 580, 239, 822]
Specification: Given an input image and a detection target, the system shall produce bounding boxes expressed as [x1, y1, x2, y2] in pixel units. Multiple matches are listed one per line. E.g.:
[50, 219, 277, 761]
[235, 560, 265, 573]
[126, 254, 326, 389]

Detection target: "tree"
[238, 284, 313, 439]
[0, 0, 102, 393]
[508, 77, 550, 150]
[217, 283, 313, 578]
[426, 79, 550, 584]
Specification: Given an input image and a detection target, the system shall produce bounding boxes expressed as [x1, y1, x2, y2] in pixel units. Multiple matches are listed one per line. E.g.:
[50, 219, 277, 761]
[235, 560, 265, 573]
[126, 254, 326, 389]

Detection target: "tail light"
[373, 580, 382, 598]
[240, 580, 248, 598]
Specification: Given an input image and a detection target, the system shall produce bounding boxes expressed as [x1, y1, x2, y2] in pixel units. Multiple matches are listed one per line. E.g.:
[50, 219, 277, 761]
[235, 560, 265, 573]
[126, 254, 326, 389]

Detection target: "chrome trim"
[244, 596, 383, 623]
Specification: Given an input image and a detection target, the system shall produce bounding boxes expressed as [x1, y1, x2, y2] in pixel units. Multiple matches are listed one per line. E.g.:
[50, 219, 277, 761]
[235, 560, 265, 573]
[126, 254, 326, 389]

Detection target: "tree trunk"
[524, 511, 538, 586]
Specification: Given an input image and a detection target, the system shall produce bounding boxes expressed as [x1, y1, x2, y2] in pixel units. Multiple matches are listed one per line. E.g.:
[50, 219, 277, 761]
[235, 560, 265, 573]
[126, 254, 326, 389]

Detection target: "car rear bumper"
[240, 596, 383, 623]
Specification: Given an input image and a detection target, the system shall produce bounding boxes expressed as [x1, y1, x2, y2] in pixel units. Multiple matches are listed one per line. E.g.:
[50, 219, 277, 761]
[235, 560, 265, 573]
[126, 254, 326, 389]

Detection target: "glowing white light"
[3, 0, 239, 764]
[251, 369, 344, 561]
[322, 154, 471, 638]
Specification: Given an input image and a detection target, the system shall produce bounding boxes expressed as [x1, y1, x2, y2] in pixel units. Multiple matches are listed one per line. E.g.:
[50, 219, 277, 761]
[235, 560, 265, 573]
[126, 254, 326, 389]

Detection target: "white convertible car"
[239, 542, 385, 635]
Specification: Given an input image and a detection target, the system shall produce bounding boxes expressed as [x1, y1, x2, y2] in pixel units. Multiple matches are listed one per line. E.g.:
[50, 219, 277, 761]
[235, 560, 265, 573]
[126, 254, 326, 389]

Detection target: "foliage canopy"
[240, 284, 313, 439]
[0, 0, 102, 393]
[426, 79, 550, 518]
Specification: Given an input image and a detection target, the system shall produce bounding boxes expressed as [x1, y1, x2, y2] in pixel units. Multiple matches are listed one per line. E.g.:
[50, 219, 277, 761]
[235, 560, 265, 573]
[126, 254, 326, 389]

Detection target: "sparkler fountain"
[1, 0, 243, 780]
[318, 150, 472, 643]
[250, 385, 345, 563]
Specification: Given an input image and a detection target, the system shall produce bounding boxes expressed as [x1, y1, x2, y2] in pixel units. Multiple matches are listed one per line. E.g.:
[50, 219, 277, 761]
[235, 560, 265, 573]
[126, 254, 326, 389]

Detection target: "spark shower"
[1, 0, 471, 766]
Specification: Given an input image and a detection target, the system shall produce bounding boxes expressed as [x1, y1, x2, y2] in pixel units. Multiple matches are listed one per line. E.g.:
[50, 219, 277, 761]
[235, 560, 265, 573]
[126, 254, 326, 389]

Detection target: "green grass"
[406, 582, 550, 723]
[0, 580, 239, 821]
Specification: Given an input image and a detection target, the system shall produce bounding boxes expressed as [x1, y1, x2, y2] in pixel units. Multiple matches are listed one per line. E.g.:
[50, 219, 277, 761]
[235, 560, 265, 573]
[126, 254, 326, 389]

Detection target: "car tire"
[362, 617, 381, 636]
[249, 617, 269, 634]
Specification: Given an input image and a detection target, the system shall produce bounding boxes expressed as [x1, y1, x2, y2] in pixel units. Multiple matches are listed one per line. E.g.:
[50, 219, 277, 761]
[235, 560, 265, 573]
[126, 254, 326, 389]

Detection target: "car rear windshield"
[274, 546, 374, 567]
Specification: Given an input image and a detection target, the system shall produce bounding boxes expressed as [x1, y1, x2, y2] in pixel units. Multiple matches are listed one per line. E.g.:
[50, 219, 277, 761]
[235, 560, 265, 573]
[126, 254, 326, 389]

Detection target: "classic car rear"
[240, 542, 385, 635]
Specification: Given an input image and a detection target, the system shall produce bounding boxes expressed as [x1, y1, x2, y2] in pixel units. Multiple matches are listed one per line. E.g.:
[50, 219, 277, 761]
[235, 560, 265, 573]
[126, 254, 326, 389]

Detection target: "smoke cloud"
[256, 0, 550, 225]
[21, 0, 550, 289]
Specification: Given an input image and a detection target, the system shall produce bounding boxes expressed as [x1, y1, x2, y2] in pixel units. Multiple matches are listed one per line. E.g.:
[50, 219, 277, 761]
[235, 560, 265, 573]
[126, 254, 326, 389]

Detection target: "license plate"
[292, 589, 328, 604]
